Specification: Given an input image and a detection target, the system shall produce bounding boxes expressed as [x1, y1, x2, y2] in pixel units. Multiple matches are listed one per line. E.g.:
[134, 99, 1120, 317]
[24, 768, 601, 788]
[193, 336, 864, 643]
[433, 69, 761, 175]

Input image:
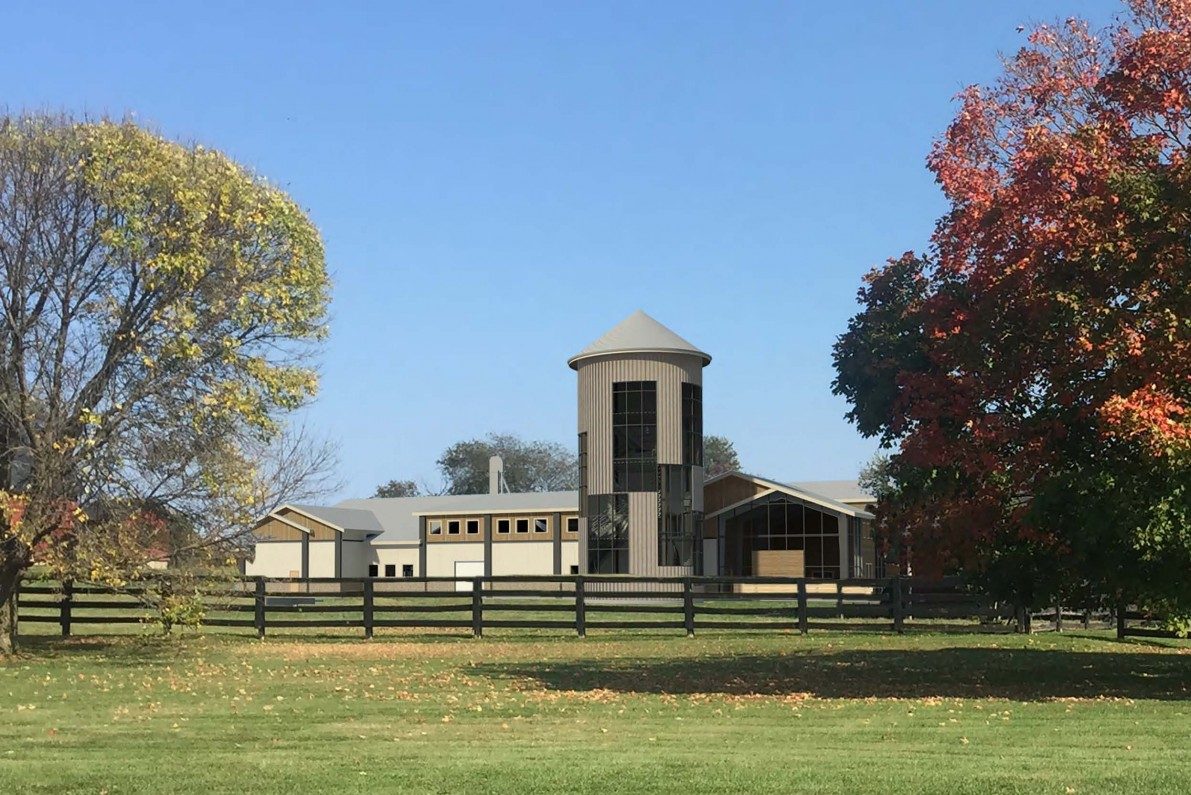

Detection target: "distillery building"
[245, 311, 876, 582]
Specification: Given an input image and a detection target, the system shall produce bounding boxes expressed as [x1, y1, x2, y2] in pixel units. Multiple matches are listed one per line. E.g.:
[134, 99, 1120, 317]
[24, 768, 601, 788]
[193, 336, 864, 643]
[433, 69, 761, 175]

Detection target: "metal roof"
[334, 491, 579, 543]
[286, 504, 383, 535]
[567, 310, 711, 369]
[788, 480, 874, 505]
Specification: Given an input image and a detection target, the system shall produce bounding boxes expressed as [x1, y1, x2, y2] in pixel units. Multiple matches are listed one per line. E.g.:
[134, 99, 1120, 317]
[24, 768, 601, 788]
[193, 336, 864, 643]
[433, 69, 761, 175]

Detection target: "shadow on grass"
[476, 646, 1191, 701]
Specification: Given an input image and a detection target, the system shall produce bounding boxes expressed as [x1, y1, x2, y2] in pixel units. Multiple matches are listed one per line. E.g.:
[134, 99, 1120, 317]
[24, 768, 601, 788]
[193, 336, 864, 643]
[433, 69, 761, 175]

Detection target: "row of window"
[428, 517, 580, 536]
[368, 563, 415, 578]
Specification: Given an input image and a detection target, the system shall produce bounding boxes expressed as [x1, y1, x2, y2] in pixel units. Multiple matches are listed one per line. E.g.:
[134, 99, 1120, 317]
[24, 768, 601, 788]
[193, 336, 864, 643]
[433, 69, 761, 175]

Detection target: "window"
[428, 520, 442, 536]
[466, 519, 480, 535]
[570, 565, 579, 575]
[402, 564, 414, 578]
[578, 432, 588, 516]
[497, 519, 511, 534]
[515, 518, 529, 534]
[658, 464, 702, 569]
[368, 563, 379, 577]
[682, 383, 703, 467]
[566, 517, 579, 534]
[384, 564, 396, 577]
[612, 381, 657, 491]
[587, 494, 629, 573]
[534, 518, 548, 534]
[447, 520, 461, 535]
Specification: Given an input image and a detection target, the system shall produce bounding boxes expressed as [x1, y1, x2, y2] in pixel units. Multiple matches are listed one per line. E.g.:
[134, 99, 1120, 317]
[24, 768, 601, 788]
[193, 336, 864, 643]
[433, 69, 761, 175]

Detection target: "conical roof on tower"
[567, 310, 711, 369]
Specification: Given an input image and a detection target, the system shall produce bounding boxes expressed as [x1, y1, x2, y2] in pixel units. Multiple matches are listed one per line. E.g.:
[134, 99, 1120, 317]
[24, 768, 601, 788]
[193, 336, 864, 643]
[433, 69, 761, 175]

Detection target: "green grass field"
[2, 628, 1188, 794]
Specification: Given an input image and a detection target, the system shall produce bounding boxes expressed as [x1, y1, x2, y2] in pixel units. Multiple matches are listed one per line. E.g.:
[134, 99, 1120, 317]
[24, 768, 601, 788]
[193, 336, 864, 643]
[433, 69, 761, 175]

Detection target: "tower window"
[587, 494, 629, 573]
[658, 464, 703, 569]
[682, 383, 703, 467]
[612, 381, 657, 491]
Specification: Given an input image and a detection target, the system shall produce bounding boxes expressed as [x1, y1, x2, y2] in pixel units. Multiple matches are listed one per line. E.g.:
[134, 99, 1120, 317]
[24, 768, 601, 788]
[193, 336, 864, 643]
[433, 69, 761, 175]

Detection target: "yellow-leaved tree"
[0, 115, 331, 652]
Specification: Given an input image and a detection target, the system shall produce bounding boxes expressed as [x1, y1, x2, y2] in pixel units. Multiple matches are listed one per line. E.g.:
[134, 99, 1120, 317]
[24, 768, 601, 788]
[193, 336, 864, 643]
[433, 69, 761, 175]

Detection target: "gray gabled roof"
[335, 491, 579, 543]
[789, 480, 874, 505]
[287, 504, 383, 535]
[568, 310, 711, 369]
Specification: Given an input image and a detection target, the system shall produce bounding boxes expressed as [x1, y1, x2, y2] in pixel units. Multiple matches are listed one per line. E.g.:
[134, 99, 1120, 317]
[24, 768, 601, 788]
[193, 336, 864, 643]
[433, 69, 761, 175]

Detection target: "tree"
[0, 116, 330, 652]
[833, 2, 1191, 615]
[373, 479, 422, 498]
[436, 433, 577, 494]
[704, 435, 741, 477]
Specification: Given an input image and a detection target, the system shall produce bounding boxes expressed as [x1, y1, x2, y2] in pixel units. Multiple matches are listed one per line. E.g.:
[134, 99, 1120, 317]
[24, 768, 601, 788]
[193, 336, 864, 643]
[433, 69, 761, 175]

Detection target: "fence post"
[60, 579, 73, 637]
[836, 581, 843, 619]
[683, 577, 694, 637]
[254, 577, 266, 639]
[363, 578, 374, 640]
[575, 576, 586, 638]
[471, 578, 483, 638]
[797, 579, 808, 635]
[891, 576, 904, 634]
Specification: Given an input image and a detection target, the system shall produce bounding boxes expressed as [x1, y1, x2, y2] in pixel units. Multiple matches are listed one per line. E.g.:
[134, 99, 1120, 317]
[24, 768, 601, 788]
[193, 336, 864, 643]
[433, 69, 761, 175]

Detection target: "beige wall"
[560, 540, 579, 574]
[308, 540, 336, 578]
[246, 541, 302, 577]
[425, 542, 485, 577]
[490, 541, 555, 576]
[371, 545, 420, 577]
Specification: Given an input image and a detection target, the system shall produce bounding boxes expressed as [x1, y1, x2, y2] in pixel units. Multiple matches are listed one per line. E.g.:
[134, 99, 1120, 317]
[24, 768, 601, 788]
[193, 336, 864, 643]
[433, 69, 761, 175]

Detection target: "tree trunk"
[0, 561, 23, 655]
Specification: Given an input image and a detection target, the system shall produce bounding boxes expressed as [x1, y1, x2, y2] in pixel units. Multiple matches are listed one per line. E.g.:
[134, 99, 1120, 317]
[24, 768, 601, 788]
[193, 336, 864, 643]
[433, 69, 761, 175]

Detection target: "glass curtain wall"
[657, 464, 702, 569]
[721, 493, 842, 579]
[587, 494, 629, 573]
[612, 381, 657, 491]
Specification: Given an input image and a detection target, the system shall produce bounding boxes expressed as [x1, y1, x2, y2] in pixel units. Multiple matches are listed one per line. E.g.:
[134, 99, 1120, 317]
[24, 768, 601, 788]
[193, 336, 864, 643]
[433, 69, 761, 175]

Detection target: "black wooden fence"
[14, 575, 1173, 639]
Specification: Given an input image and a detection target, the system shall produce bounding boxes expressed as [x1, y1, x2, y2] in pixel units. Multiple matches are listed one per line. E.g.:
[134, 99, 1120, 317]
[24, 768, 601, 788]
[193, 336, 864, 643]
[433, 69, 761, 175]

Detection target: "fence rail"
[14, 575, 1176, 640]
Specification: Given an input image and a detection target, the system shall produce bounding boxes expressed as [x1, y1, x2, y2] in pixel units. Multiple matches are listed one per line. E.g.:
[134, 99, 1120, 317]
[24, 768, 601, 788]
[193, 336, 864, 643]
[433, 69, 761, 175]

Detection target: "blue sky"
[2, 1, 1123, 498]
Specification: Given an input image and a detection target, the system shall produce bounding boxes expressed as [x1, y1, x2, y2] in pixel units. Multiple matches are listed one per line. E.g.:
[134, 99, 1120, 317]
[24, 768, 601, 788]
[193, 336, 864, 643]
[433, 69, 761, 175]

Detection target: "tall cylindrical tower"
[569, 310, 711, 576]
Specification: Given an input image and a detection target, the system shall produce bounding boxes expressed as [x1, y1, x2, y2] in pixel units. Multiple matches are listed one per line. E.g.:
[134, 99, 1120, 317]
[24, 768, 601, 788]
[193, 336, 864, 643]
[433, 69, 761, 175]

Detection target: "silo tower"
[568, 310, 711, 576]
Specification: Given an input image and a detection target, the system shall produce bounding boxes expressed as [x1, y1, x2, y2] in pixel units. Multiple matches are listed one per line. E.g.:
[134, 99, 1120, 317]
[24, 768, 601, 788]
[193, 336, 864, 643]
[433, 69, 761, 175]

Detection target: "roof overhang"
[567, 347, 712, 370]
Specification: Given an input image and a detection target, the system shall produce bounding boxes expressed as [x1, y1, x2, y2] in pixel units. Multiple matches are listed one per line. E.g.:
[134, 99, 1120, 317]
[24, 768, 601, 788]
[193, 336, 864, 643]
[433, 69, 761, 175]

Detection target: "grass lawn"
[1, 628, 1188, 794]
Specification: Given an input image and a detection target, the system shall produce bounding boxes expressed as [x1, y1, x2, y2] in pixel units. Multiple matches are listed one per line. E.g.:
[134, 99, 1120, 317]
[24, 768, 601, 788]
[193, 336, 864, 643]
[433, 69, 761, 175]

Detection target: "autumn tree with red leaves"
[834, 1, 1191, 617]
